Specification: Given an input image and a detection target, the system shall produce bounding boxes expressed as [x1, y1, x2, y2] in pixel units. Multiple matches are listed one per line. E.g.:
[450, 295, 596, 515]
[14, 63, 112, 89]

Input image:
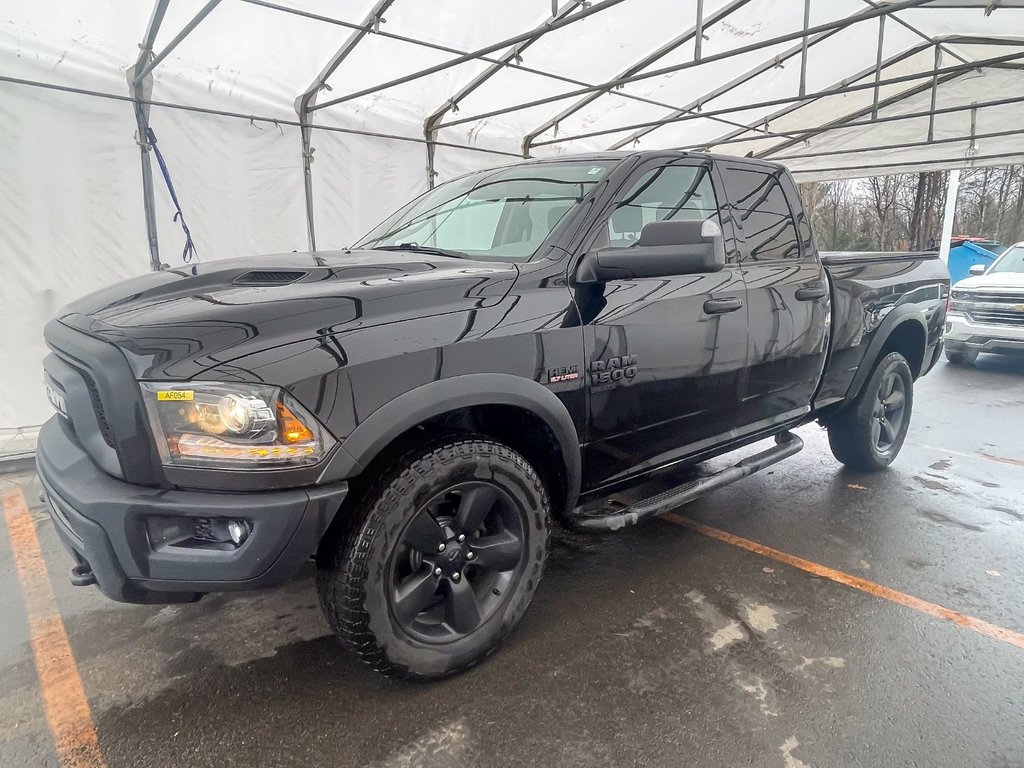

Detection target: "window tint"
[598, 163, 720, 249]
[722, 168, 800, 261]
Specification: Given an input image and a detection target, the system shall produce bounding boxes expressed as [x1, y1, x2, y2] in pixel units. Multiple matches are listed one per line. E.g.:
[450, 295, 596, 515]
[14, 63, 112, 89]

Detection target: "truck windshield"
[356, 160, 616, 261]
[988, 244, 1024, 274]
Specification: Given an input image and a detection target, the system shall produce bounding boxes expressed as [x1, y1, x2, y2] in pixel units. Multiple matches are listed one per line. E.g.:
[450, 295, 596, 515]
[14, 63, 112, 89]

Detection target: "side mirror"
[577, 219, 726, 283]
[969, 263, 987, 276]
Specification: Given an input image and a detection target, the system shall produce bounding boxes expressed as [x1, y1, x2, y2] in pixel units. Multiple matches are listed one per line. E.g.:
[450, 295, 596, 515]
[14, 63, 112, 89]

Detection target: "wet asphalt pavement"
[2, 355, 1023, 768]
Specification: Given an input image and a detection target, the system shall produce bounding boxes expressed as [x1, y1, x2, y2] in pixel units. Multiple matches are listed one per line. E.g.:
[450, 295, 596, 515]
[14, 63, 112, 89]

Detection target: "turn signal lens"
[277, 402, 314, 444]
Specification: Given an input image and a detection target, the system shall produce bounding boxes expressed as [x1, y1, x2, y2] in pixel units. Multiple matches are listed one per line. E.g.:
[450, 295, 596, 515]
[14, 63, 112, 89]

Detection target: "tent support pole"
[872, 15, 886, 118]
[299, 123, 316, 252]
[799, 0, 810, 96]
[127, 0, 171, 272]
[928, 44, 941, 142]
[131, 95, 161, 272]
[295, 0, 395, 251]
[694, 0, 705, 61]
[939, 169, 961, 264]
[425, 135, 438, 189]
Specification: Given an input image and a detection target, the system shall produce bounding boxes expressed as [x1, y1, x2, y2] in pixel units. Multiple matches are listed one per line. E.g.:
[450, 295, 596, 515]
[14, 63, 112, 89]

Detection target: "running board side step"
[573, 432, 804, 532]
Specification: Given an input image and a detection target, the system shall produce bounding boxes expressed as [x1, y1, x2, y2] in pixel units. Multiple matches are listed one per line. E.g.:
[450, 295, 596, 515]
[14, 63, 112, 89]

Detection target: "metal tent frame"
[12, 0, 1020, 267]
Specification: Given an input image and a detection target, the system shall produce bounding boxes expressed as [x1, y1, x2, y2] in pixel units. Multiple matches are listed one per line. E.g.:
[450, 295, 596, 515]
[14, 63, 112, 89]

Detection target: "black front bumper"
[36, 417, 347, 604]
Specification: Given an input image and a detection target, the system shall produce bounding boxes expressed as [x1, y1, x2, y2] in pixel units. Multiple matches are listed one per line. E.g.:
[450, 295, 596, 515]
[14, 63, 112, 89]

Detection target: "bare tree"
[800, 164, 1024, 252]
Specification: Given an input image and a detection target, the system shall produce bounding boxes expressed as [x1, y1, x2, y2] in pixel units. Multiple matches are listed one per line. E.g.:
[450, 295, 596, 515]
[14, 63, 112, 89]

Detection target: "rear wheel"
[316, 437, 549, 680]
[945, 348, 979, 366]
[827, 352, 914, 472]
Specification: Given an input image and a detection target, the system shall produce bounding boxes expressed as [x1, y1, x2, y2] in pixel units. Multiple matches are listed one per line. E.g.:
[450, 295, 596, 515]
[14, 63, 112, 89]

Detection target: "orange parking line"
[2, 488, 107, 768]
[663, 512, 1024, 651]
[980, 453, 1024, 469]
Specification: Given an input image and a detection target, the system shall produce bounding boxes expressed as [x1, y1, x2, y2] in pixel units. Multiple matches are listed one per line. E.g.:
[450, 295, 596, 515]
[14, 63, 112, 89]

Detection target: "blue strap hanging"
[146, 127, 199, 273]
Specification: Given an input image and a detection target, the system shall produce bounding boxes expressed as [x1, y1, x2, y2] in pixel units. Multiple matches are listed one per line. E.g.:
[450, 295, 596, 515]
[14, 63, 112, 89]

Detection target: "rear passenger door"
[718, 163, 831, 432]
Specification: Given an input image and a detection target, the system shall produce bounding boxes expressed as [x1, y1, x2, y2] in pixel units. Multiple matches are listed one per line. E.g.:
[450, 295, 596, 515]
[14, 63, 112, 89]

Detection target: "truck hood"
[58, 250, 518, 379]
[953, 272, 1024, 291]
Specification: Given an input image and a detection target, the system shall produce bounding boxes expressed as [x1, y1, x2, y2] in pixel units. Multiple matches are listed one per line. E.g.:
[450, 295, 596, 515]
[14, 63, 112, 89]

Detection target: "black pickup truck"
[37, 151, 948, 678]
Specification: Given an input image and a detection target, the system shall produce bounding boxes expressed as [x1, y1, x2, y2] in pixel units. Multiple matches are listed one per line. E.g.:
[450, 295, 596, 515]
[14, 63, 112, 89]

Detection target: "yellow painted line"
[663, 512, 1024, 651]
[2, 487, 107, 768]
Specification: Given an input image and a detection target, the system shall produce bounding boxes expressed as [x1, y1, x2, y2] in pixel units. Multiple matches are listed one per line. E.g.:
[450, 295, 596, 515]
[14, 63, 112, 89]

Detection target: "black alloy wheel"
[872, 369, 907, 453]
[389, 482, 526, 642]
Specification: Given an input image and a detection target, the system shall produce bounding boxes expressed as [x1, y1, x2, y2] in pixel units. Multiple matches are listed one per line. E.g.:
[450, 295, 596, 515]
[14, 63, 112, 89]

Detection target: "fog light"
[227, 520, 251, 546]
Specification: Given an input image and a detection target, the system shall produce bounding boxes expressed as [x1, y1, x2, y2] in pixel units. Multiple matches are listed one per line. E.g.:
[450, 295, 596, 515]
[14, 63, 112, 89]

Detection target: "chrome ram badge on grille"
[45, 379, 69, 420]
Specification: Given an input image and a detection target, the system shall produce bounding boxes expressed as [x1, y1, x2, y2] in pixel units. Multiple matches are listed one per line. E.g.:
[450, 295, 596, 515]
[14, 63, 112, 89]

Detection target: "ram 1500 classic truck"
[36, 151, 949, 679]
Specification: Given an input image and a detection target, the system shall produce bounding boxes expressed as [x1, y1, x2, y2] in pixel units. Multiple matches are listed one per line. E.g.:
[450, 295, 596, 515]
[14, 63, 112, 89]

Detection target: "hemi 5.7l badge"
[547, 365, 580, 383]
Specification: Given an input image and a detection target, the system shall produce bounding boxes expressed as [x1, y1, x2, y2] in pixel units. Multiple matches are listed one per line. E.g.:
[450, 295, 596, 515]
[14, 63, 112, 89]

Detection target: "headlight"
[141, 382, 335, 470]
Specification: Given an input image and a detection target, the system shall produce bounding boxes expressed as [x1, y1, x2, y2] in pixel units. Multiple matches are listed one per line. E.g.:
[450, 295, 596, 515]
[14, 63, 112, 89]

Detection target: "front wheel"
[316, 437, 550, 680]
[827, 352, 914, 472]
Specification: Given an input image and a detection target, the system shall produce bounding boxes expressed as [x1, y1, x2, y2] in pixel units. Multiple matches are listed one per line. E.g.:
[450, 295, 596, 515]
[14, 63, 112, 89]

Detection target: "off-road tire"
[827, 352, 914, 472]
[316, 437, 550, 680]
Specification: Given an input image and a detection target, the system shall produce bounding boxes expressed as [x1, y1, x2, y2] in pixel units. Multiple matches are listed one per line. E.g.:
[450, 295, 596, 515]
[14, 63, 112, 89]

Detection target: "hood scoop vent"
[233, 270, 308, 286]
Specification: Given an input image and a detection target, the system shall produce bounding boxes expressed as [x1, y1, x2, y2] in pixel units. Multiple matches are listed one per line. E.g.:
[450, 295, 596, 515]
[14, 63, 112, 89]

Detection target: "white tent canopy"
[3, 0, 1024, 447]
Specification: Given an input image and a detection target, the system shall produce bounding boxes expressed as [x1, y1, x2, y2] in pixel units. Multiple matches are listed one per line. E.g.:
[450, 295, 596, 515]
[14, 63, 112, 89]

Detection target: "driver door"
[577, 157, 749, 491]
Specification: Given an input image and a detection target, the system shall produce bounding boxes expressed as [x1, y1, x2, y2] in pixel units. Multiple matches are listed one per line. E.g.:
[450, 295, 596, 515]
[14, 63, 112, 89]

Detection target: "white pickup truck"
[946, 242, 1024, 365]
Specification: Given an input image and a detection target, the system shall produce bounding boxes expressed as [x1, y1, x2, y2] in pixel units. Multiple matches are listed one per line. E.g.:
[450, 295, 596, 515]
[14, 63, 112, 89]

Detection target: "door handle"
[795, 285, 828, 301]
[703, 297, 743, 315]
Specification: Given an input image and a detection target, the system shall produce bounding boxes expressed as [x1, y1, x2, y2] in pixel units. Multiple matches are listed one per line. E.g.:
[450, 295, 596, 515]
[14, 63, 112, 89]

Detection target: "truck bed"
[816, 250, 949, 411]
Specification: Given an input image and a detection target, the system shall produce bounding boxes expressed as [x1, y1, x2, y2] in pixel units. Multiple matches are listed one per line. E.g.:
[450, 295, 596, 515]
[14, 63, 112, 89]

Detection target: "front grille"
[967, 309, 1024, 327]
[79, 369, 116, 448]
[43, 319, 159, 481]
[952, 289, 1024, 303]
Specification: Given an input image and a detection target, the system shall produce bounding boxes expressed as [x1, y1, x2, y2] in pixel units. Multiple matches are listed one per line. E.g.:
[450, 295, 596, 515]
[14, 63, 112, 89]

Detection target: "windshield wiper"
[371, 243, 469, 259]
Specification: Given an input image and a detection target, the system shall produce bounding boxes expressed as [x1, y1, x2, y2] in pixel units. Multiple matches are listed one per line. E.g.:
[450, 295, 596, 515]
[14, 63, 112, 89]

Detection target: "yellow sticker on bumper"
[157, 390, 194, 401]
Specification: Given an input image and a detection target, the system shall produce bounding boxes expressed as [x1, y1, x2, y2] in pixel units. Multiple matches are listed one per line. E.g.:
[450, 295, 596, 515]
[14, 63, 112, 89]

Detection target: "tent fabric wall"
[0, 84, 146, 446]
[4, 0, 1024, 447]
[309, 128, 428, 248]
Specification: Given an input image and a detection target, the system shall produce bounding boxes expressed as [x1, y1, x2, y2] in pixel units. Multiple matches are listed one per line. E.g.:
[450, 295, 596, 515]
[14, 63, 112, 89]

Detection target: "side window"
[596, 163, 721, 249]
[721, 167, 800, 261]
